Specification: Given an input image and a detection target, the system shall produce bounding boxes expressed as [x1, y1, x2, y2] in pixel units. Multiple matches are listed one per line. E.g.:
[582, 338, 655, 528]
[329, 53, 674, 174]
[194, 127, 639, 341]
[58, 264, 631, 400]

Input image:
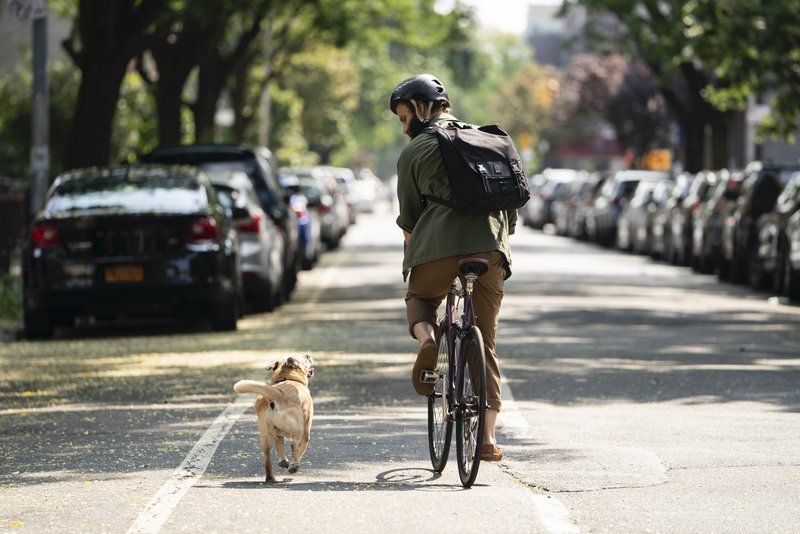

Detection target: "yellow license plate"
[105, 265, 143, 283]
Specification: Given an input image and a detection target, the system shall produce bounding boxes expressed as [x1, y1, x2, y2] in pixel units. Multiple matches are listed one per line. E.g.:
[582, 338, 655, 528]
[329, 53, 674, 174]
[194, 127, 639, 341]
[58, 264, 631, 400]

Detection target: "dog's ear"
[268, 360, 280, 371]
[304, 354, 314, 377]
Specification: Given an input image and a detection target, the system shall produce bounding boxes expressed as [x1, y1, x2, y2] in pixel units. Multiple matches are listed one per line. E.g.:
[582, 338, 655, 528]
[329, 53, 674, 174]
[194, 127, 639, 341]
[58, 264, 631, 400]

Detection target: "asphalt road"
[1, 206, 799, 533]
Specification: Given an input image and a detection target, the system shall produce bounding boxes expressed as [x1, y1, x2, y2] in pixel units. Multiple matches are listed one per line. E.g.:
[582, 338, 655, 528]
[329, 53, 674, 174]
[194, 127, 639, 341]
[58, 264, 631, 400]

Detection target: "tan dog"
[234, 355, 314, 483]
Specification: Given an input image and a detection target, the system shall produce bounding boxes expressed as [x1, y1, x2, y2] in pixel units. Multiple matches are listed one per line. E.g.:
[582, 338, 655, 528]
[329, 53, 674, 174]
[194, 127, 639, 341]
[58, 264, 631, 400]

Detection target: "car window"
[46, 170, 207, 216]
[201, 160, 276, 209]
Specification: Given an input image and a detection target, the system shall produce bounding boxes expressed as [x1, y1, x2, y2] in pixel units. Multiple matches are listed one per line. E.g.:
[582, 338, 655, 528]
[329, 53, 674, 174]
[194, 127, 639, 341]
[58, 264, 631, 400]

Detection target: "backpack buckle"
[477, 164, 491, 192]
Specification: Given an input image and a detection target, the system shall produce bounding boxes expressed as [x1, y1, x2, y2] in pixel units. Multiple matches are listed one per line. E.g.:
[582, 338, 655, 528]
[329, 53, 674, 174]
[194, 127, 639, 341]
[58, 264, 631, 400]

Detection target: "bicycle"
[421, 257, 489, 488]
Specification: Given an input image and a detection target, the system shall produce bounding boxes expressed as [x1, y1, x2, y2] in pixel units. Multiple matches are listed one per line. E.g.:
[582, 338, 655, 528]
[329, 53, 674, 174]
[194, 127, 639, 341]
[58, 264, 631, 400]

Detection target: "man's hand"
[403, 230, 412, 246]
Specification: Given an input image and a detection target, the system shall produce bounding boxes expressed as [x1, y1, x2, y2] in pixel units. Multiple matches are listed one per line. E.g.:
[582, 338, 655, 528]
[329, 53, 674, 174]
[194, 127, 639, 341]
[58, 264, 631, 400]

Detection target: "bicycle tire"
[427, 325, 453, 472]
[456, 326, 486, 487]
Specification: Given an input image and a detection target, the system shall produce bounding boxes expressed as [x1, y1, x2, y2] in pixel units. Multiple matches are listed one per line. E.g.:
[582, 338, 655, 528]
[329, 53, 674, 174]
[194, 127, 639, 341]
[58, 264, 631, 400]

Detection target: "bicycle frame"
[442, 273, 479, 420]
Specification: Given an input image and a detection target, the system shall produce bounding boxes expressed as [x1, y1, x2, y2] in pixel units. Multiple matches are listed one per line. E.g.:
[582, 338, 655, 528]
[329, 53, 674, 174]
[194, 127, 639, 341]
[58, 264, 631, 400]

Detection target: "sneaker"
[480, 443, 503, 461]
[411, 338, 438, 396]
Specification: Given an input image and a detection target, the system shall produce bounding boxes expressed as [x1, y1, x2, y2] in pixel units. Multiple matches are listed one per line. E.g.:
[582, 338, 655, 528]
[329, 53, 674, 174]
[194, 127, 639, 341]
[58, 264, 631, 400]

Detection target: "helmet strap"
[409, 99, 434, 122]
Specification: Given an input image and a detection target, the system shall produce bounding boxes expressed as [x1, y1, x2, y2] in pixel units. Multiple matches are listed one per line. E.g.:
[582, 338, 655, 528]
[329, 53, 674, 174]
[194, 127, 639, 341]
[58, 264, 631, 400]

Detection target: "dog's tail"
[233, 380, 284, 401]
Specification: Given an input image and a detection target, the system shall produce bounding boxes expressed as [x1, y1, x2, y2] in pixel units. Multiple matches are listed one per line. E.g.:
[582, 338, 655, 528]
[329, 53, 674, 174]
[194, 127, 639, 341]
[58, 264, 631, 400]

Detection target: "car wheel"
[24, 303, 54, 339]
[211, 292, 238, 331]
[717, 257, 730, 281]
[784, 246, 800, 301]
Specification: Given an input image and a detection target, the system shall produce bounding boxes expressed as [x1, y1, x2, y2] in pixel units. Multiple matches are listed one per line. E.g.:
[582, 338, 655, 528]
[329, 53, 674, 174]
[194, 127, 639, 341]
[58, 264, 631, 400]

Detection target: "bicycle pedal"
[420, 370, 438, 384]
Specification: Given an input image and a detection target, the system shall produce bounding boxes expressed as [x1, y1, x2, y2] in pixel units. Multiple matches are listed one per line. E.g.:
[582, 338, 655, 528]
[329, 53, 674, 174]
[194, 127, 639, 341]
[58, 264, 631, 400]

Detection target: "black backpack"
[424, 121, 530, 213]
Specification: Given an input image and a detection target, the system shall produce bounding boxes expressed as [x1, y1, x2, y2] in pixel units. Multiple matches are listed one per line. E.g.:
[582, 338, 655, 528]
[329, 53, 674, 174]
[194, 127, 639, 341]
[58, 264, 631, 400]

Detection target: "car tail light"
[612, 196, 627, 207]
[31, 223, 62, 248]
[236, 213, 262, 235]
[186, 216, 218, 243]
[318, 203, 332, 214]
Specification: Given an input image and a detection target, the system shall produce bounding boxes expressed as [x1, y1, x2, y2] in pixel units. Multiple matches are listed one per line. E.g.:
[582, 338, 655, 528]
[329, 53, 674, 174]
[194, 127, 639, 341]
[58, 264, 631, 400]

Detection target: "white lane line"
[499, 373, 581, 534]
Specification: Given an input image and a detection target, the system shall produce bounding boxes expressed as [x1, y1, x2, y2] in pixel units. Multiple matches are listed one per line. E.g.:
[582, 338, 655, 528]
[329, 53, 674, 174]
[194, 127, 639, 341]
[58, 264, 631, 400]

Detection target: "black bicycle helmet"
[389, 73, 449, 114]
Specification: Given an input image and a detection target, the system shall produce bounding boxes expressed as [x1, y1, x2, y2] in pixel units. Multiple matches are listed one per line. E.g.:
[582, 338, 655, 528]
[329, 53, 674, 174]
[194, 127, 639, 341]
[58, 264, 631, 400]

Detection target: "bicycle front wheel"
[428, 325, 453, 472]
[456, 326, 486, 488]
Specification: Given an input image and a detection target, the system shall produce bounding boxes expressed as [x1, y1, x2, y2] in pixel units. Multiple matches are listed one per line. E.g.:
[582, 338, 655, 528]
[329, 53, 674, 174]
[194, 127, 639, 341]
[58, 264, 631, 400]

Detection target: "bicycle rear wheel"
[427, 325, 453, 472]
[456, 326, 486, 487]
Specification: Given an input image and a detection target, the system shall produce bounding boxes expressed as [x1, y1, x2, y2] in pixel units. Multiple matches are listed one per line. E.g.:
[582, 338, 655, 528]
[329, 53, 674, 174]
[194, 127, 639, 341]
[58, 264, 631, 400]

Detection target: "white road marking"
[499, 373, 581, 534]
[127, 399, 249, 534]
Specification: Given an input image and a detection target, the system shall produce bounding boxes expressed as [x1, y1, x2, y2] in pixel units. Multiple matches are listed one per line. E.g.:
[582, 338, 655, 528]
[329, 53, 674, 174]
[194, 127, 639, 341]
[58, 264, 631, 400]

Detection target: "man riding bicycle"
[390, 73, 516, 462]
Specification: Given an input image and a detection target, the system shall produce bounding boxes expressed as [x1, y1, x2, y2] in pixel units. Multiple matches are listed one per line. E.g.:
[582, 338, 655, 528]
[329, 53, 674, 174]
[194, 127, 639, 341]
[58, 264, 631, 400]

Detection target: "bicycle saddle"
[458, 258, 489, 277]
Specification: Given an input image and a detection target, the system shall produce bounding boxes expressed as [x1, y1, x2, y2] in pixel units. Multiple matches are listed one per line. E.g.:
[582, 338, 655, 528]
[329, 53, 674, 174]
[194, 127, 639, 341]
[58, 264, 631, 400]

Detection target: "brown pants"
[405, 251, 505, 411]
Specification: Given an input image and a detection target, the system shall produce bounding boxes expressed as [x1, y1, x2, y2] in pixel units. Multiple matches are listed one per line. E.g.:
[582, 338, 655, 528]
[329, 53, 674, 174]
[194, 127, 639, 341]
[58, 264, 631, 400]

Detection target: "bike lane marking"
[499, 373, 581, 534]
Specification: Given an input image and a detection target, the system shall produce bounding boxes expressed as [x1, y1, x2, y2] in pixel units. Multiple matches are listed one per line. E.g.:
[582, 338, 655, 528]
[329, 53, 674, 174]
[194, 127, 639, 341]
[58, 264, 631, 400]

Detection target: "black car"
[22, 166, 242, 338]
[754, 171, 800, 292]
[719, 161, 800, 284]
[142, 144, 300, 301]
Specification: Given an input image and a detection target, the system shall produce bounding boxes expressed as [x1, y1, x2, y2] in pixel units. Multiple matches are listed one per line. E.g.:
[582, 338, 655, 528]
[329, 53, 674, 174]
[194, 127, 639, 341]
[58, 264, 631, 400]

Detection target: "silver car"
[207, 169, 285, 312]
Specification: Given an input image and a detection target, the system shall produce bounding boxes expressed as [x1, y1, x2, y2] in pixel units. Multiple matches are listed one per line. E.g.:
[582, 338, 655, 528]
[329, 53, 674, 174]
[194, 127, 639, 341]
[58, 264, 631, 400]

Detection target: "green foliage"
[0, 274, 21, 320]
[111, 72, 158, 164]
[281, 45, 360, 164]
[0, 60, 79, 181]
[683, 0, 800, 140]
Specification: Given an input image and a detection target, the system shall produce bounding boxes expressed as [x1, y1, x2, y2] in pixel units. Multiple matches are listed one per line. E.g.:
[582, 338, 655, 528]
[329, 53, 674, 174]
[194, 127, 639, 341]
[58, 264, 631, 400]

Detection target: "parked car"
[590, 170, 671, 247]
[323, 166, 359, 223]
[207, 169, 285, 311]
[752, 171, 800, 291]
[278, 173, 322, 270]
[782, 207, 800, 301]
[524, 168, 581, 229]
[571, 171, 609, 240]
[719, 161, 800, 284]
[553, 173, 596, 237]
[650, 172, 693, 260]
[22, 166, 242, 338]
[690, 170, 742, 274]
[669, 170, 719, 266]
[142, 144, 300, 301]
[281, 167, 348, 249]
[621, 177, 674, 254]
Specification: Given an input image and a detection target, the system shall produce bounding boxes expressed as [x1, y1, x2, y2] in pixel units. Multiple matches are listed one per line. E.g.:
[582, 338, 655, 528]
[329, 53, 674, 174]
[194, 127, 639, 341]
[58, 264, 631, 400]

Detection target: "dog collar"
[272, 370, 308, 387]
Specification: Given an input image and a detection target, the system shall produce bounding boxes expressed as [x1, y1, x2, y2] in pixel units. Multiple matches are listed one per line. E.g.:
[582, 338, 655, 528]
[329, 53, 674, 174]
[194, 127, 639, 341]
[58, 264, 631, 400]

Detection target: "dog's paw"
[264, 476, 277, 484]
[288, 462, 300, 474]
[279, 459, 290, 469]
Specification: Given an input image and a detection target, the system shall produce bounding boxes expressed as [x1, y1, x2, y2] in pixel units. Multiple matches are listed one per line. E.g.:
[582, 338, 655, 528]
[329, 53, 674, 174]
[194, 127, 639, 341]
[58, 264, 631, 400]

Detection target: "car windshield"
[45, 169, 206, 216]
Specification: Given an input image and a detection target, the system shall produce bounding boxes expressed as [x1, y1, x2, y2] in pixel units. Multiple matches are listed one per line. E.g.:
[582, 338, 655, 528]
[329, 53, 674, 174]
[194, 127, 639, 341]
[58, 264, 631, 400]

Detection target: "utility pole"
[29, 0, 49, 216]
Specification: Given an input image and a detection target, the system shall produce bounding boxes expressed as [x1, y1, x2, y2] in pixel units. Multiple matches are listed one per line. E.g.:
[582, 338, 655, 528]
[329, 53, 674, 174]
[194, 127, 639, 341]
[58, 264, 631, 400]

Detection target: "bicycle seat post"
[464, 273, 478, 296]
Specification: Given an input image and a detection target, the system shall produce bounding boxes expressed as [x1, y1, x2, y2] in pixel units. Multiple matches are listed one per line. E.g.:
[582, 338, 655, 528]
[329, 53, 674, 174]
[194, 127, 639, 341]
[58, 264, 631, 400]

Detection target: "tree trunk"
[193, 56, 226, 142]
[710, 110, 731, 169]
[63, 58, 129, 170]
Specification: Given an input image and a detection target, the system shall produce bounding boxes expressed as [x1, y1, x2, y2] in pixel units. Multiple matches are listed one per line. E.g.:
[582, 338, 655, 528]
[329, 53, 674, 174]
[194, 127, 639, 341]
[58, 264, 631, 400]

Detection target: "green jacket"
[396, 113, 516, 280]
